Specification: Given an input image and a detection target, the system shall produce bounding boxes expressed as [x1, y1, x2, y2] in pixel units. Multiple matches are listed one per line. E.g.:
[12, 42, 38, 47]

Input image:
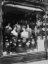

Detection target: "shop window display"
[2, 11, 45, 55]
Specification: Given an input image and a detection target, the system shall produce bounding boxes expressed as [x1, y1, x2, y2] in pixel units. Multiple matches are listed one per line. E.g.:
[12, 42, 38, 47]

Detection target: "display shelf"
[0, 51, 46, 63]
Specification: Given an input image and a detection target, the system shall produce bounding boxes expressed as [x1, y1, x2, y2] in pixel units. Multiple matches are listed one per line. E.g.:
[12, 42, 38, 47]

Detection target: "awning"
[5, 4, 43, 12]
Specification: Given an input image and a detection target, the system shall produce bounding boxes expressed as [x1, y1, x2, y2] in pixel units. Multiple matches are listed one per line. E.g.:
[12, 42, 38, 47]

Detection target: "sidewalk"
[27, 60, 48, 64]
[12, 60, 48, 64]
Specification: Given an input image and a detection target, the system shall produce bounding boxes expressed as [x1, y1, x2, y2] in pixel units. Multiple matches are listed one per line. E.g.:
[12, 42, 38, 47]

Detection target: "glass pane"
[2, 6, 46, 55]
[46, 11, 48, 51]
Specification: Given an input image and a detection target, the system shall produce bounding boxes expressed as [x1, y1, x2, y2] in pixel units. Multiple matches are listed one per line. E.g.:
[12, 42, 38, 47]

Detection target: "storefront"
[0, 0, 47, 63]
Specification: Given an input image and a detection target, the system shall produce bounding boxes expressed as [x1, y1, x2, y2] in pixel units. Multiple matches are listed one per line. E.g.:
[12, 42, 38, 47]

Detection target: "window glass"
[2, 8, 45, 55]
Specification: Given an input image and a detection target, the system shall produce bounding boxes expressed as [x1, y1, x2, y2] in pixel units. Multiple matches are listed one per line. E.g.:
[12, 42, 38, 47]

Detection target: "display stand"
[37, 36, 45, 51]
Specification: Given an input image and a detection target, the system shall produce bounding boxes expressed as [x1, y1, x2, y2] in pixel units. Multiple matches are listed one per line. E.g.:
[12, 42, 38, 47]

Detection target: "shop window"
[2, 6, 45, 55]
